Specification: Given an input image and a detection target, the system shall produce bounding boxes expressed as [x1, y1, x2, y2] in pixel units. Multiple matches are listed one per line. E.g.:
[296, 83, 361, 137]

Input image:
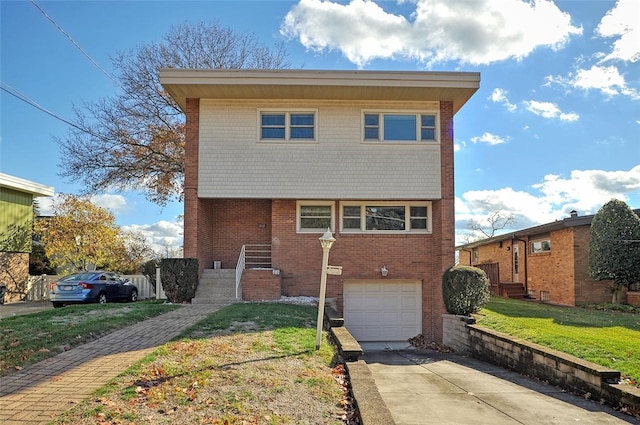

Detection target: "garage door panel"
[344, 280, 422, 342]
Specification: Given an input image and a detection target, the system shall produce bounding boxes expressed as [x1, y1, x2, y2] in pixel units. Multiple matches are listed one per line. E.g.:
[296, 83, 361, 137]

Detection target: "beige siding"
[198, 99, 442, 199]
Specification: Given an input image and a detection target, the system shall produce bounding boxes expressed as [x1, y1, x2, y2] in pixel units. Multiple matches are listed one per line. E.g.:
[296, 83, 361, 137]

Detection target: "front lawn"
[477, 298, 640, 384]
[0, 301, 179, 376]
[53, 303, 350, 425]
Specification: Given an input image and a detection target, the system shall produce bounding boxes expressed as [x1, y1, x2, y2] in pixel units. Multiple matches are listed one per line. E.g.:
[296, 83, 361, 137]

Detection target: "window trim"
[339, 201, 432, 234]
[362, 111, 439, 143]
[296, 201, 335, 233]
[258, 109, 318, 143]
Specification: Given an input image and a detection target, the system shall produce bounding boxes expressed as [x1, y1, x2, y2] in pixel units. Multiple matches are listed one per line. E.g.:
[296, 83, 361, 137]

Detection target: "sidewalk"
[0, 304, 223, 425]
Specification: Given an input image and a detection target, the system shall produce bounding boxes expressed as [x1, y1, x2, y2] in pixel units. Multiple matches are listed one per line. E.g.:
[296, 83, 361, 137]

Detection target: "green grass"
[477, 298, 640, 384]
[53, 303, 345, 425]
[0, 300, 179, 375]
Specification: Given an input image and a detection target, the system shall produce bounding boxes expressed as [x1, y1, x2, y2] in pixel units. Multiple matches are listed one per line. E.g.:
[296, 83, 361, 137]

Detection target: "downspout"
[460, 247, 472, 265]
[513, 235, 528, 296]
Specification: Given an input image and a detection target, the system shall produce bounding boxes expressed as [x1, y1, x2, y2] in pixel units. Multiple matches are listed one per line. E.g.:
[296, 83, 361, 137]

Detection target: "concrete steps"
[191, 269, 240, 305]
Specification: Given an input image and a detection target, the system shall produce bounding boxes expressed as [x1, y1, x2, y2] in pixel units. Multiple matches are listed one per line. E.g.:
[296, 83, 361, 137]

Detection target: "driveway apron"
[361, 344, 638, 425]
[0, 304, 223, 425]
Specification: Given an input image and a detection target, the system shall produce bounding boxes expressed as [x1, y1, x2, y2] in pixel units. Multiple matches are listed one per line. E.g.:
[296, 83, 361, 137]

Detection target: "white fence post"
[155, 267, 166, 300]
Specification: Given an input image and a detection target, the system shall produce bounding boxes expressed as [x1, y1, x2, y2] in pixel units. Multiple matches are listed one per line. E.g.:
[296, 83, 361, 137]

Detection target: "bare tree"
[468, 211, 515, 239]
[58, 21, 290, 205]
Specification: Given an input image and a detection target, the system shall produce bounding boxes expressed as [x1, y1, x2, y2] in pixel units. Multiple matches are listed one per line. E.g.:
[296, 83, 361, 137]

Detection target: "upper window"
[260, 111, 316, 141]
[363, 112, 437, 142]
[341, 202, 431, 233]
[297, 201, 335, 233]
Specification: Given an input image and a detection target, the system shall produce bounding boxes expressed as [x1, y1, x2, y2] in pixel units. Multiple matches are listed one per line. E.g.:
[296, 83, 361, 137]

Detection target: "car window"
[59, 272, 99, 282]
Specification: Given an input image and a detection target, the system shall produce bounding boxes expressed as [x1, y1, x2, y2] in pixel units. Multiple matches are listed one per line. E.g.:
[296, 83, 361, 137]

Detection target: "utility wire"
[30, 0, 118, 85]
[0, 81, 109, 142]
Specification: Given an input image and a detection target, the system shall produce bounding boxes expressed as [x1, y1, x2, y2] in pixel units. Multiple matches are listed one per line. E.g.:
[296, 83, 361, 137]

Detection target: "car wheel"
[52, 302, 64, 308]
[129, 289, 138, 302]
[97, 293, 107, 304]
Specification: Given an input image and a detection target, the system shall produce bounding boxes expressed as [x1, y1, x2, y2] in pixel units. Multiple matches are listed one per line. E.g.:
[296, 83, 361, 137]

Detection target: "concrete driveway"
[0, 301, 52, 319]
[360, 343, 638, 425]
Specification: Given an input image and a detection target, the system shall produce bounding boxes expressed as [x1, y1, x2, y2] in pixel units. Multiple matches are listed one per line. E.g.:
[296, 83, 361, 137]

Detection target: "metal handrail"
[235, 245, 246, 300]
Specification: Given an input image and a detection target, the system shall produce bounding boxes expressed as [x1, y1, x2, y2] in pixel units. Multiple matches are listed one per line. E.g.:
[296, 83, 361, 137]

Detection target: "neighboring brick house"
[0, 173, 54, 302]
[160, 69, 480, 342]
[456, 209, 640, 307]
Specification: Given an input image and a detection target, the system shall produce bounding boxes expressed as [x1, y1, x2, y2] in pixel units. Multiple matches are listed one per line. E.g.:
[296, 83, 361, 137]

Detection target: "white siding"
[198, 99, 442, 199]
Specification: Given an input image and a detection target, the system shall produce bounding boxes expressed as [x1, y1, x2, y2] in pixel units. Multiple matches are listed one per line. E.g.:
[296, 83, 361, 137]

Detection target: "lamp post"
[316, 228, 336, 350]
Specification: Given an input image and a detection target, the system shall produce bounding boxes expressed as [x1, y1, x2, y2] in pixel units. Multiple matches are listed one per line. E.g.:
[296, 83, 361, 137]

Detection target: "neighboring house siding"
[197, 100, 442, 199]
[527, 229, 576, 305]
[572, 226, 610, 305]
[0, 187, 32, 252]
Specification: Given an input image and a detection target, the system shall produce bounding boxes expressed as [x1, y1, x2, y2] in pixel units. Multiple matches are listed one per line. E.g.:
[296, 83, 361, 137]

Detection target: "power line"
[0, 81, 108, 142]
[30, 0, 117, 85]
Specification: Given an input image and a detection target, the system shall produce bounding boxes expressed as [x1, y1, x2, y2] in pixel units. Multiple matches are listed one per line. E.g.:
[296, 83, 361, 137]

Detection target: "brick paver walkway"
[0, 304, 223, 424]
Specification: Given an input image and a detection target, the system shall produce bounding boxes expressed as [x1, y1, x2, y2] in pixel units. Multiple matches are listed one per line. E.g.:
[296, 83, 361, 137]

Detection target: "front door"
[513, 244, 520, 283]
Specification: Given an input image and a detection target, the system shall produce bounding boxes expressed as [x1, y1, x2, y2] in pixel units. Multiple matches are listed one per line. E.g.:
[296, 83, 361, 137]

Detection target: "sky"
[1, 0, 639, 255]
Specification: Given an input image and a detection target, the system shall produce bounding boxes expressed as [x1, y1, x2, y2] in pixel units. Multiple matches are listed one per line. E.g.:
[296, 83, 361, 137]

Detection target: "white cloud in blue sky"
[282, 0, 583, 66]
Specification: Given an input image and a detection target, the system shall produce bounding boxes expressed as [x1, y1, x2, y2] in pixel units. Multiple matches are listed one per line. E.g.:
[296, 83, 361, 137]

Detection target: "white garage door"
[343, 280, 422, 341]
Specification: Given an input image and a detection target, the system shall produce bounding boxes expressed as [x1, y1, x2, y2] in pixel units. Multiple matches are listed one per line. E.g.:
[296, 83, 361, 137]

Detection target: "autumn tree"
[57, 21, 289, 205]
[34, 194, 152, 274]
[589, 199, 640, 304]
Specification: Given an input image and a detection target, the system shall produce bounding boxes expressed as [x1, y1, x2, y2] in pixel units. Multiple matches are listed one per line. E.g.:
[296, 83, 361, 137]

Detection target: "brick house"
[456, 209, 640, 307]
[0, 173, 54, 303]
[160, 69, 480, 342]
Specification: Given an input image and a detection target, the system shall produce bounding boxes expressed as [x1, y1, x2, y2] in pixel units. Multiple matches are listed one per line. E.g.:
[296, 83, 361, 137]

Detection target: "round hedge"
[442, 265, 490, 316]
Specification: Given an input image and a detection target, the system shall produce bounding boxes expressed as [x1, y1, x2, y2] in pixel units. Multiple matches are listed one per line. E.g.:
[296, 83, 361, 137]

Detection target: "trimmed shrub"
[442, 265, 490, 315]
[160, 258, 198, 303]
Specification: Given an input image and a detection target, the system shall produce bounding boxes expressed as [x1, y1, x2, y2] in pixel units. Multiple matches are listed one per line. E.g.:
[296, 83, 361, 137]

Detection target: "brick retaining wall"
[443, 313, 640, 410]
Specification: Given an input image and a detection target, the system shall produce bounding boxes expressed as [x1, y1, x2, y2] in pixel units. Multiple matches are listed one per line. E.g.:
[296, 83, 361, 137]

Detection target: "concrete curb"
[329, 322, 396, 425]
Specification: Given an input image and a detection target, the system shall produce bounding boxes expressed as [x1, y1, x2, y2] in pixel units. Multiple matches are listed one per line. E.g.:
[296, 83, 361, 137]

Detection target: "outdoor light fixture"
[381, 266, 389, 277]
[316, 228, 336, 350]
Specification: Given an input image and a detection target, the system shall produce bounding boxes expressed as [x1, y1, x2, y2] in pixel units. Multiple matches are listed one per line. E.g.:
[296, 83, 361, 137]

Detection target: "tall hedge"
[442, 265, 490, 316]
[160, 258, 199, 303]
[589, 199, 640, 303]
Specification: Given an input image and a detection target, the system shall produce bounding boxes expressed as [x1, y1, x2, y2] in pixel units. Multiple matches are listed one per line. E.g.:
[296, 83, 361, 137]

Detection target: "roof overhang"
[0, 173, 54, 197]
[160, 69, 480, 114]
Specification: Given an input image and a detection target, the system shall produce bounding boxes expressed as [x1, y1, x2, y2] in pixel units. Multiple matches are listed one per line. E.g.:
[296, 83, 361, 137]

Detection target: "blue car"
[50, 271, 138, 308]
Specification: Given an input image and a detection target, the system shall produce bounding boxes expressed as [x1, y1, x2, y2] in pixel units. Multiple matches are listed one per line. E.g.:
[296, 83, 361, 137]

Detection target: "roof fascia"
[0, 173, 55, 197]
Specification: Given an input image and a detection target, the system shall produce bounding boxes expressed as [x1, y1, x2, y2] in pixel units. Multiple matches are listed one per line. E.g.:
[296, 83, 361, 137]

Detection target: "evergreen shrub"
[442, 265, 490, 315]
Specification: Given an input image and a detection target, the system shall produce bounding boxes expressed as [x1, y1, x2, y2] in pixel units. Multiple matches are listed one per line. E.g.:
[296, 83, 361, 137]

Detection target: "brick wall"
[209, 199, 272, 269]
[572, 226, 610, 305]
[184, 98, 200, 261]
[527, 229, 575, 305]
[242, 269, 281, 301]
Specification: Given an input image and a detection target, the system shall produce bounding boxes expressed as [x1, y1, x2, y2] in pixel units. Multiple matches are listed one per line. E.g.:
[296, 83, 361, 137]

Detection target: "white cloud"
[470, 132, 507, 145]
[523, 100, 579, 121]
[489, 88, 517, 112]
[546, 65, 640, 99]
[91, 194, 128, 214]
[124, 218, 184, 258]
[596, 0, 640, 63]
[455, 165, 640, 244]
[281, 0, 582, 66]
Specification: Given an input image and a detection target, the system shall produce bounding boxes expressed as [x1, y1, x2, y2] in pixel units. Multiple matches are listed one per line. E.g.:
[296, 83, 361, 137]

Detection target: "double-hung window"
[341, 202, 431, 233]
[363, 112, 438, 142]
[297, 201, 334, 233]
[260, 110, 316, 141]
